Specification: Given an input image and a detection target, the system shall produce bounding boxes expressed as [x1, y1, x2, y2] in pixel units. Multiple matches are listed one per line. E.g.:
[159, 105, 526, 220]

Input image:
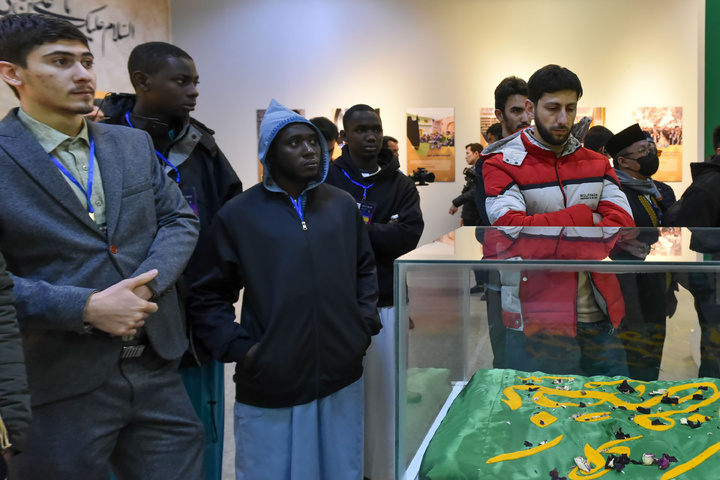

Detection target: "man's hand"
[449, 205, 458, 215]
[83, 270, 159, 336]
[243, 343, 259, 369]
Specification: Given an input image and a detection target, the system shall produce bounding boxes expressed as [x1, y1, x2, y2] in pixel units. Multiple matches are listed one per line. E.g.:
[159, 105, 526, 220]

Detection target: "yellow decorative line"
[659, 441, 720, 480]
[574, 412, 612, 422]
[486, 434, 564, 464]
[530, 411, 557, 427]
[501, 380, 720, 433]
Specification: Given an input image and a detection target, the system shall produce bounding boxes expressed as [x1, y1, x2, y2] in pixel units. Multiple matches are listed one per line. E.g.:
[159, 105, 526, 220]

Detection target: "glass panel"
[396, 227, 720, 479]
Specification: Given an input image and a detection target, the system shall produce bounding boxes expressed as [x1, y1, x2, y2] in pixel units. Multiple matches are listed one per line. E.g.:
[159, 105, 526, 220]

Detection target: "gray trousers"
[10, 350, 205, 480]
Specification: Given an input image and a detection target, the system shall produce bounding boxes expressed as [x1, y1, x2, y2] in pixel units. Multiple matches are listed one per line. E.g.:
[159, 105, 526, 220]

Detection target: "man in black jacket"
[189, 99, 379, 480]
[669, 124, 720, 377]
[102, 42, 242, 480]
[606, 123, 670, 380]
[449, 142, 481, 226]
[325, 104, 423, 480]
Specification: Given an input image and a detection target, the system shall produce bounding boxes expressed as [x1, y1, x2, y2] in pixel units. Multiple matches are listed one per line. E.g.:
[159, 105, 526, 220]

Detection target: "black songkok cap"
[605, 124, 647, 159]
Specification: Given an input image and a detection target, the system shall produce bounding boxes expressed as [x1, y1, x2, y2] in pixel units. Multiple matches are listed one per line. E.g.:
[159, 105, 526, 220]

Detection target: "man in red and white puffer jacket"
[482, 64, 635, 377]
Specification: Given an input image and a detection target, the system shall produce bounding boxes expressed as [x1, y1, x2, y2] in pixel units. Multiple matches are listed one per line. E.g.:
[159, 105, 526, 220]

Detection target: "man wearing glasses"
[605, 123, 672, 381]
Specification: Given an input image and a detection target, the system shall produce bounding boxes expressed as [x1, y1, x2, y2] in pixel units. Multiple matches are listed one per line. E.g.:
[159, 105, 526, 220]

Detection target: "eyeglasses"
[621, 143, 658, 158]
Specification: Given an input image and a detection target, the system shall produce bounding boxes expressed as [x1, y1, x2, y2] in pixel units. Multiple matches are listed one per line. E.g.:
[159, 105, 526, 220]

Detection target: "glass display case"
[394, 226, 720, 480]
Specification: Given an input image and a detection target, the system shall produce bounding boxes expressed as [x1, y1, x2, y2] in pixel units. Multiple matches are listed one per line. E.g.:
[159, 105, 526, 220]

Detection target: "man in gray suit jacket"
[0, 13, 204, 478]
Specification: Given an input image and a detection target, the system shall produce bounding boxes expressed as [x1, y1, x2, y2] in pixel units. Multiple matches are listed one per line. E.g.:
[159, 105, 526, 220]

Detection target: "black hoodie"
[326, 146, 424, 307]
[102, 93, 243, 365]
[671, 155, 720, 227]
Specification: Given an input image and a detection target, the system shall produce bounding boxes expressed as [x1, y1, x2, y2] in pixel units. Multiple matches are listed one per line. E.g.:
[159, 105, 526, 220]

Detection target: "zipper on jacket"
[555, 161, 568, 207]
[289, 196, 308, 230]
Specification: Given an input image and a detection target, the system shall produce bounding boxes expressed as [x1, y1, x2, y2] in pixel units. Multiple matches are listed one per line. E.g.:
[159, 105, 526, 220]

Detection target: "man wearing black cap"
[606, 123, 671, 380]
[605, 123, 665, 227]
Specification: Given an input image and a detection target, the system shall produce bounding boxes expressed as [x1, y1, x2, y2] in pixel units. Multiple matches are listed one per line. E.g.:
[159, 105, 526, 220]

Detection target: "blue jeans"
[505, 318, 629, 377]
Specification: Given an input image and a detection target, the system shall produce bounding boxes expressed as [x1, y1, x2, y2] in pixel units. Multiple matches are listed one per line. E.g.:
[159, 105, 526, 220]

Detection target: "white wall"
[170, 0, 704, 246]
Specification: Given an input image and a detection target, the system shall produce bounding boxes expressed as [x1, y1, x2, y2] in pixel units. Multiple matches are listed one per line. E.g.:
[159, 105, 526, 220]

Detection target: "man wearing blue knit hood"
[188, 99, 380, 479]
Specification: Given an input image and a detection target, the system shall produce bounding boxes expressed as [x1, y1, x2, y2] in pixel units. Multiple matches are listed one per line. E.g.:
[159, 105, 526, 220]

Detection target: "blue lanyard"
[49, 138, 96, 219]
[289, 196, 304, 221]
[289, 195, 308, 231]
[342, 169, 375, 201]
[124, 111, 181, 183]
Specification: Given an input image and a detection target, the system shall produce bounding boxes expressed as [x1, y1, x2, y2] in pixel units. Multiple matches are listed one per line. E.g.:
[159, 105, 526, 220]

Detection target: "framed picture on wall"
[406, 108, 455, 182]
[632, 106, 683, 182]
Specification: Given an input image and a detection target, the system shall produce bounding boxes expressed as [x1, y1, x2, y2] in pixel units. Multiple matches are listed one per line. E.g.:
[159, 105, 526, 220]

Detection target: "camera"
[410, 167, 435, 186]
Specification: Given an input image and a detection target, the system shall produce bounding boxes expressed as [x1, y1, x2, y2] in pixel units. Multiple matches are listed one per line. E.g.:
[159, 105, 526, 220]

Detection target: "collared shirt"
[167, 120, 201, 175]
[17, 109, 107, 230]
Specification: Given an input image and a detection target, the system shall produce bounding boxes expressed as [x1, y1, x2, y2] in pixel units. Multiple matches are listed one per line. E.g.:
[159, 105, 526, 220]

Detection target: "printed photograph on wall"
[480, 108, 498, 147]
[256, 108, 305, 182]
[406, 108, 455, 182]
[577, 106, 605, 127]
[632, 106, 683, 182]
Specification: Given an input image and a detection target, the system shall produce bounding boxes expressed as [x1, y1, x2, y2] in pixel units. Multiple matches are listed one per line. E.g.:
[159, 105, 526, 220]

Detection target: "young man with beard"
[493, 76, 531, 138]
[475, 77, 531, 367]
[325, 104, 423, 480]
[188, 100, 379, 479]
[482, 64, 635, 377]
[476, 76, 531, 223]
[102, 41, 243, 480]
[0, 14, 203, 478]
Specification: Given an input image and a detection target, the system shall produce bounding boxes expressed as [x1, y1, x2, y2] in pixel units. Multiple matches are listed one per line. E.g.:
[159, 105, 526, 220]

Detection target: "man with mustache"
[0, 14, 203, 477]
[475, 77, 532, 368]
[102, 41, 243, 480]
[494, 76, 531, 138]
[482, 64, 634, 377]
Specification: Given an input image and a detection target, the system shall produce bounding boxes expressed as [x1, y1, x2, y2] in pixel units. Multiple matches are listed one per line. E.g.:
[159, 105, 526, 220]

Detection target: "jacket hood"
[258, 99, 329, 193]
[481, 127, 583, 166]
[333, 145, 400, 179]
[690, 154, 720, 181]
[101, 93, 136, 122]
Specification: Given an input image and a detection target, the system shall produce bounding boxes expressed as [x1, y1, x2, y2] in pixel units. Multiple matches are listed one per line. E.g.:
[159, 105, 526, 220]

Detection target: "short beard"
[534, 115, 570, 146]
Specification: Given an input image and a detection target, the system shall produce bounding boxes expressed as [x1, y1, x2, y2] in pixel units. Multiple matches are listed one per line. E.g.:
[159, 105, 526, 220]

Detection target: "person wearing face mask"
[606, 123, 673, 380]
[606, 124, 664, 227]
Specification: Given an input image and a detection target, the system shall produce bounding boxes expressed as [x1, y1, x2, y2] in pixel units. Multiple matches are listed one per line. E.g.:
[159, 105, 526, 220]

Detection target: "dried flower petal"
[642, 453, 656, 465]
[574, 456, 591, 473]
[549, 467, 567, 480]
[617, 380, 636, 393]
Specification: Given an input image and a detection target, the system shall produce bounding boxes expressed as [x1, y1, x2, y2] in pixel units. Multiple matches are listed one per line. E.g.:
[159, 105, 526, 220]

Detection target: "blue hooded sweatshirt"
[188, 100, 380, 408]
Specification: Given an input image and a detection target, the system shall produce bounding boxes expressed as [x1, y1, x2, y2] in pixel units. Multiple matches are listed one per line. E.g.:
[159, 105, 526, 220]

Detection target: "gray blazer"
[0, 109, 199, 406]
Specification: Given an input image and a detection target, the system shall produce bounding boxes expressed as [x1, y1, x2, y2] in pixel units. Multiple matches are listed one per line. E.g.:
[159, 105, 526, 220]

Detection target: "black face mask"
[629, 152, 659, 177]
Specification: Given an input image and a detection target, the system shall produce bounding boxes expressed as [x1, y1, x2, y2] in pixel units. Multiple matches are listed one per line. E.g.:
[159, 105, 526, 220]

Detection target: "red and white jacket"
[482, 128, 634, 228]
[481, 129, 635, 336]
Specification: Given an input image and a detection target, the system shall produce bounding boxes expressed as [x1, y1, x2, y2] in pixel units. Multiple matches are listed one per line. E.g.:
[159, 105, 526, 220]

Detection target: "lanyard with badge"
[124, 111, 181, 183]
[342, 170, 377, 224]
[49, 138, 97, 222]
[124, 111, 199, 217]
